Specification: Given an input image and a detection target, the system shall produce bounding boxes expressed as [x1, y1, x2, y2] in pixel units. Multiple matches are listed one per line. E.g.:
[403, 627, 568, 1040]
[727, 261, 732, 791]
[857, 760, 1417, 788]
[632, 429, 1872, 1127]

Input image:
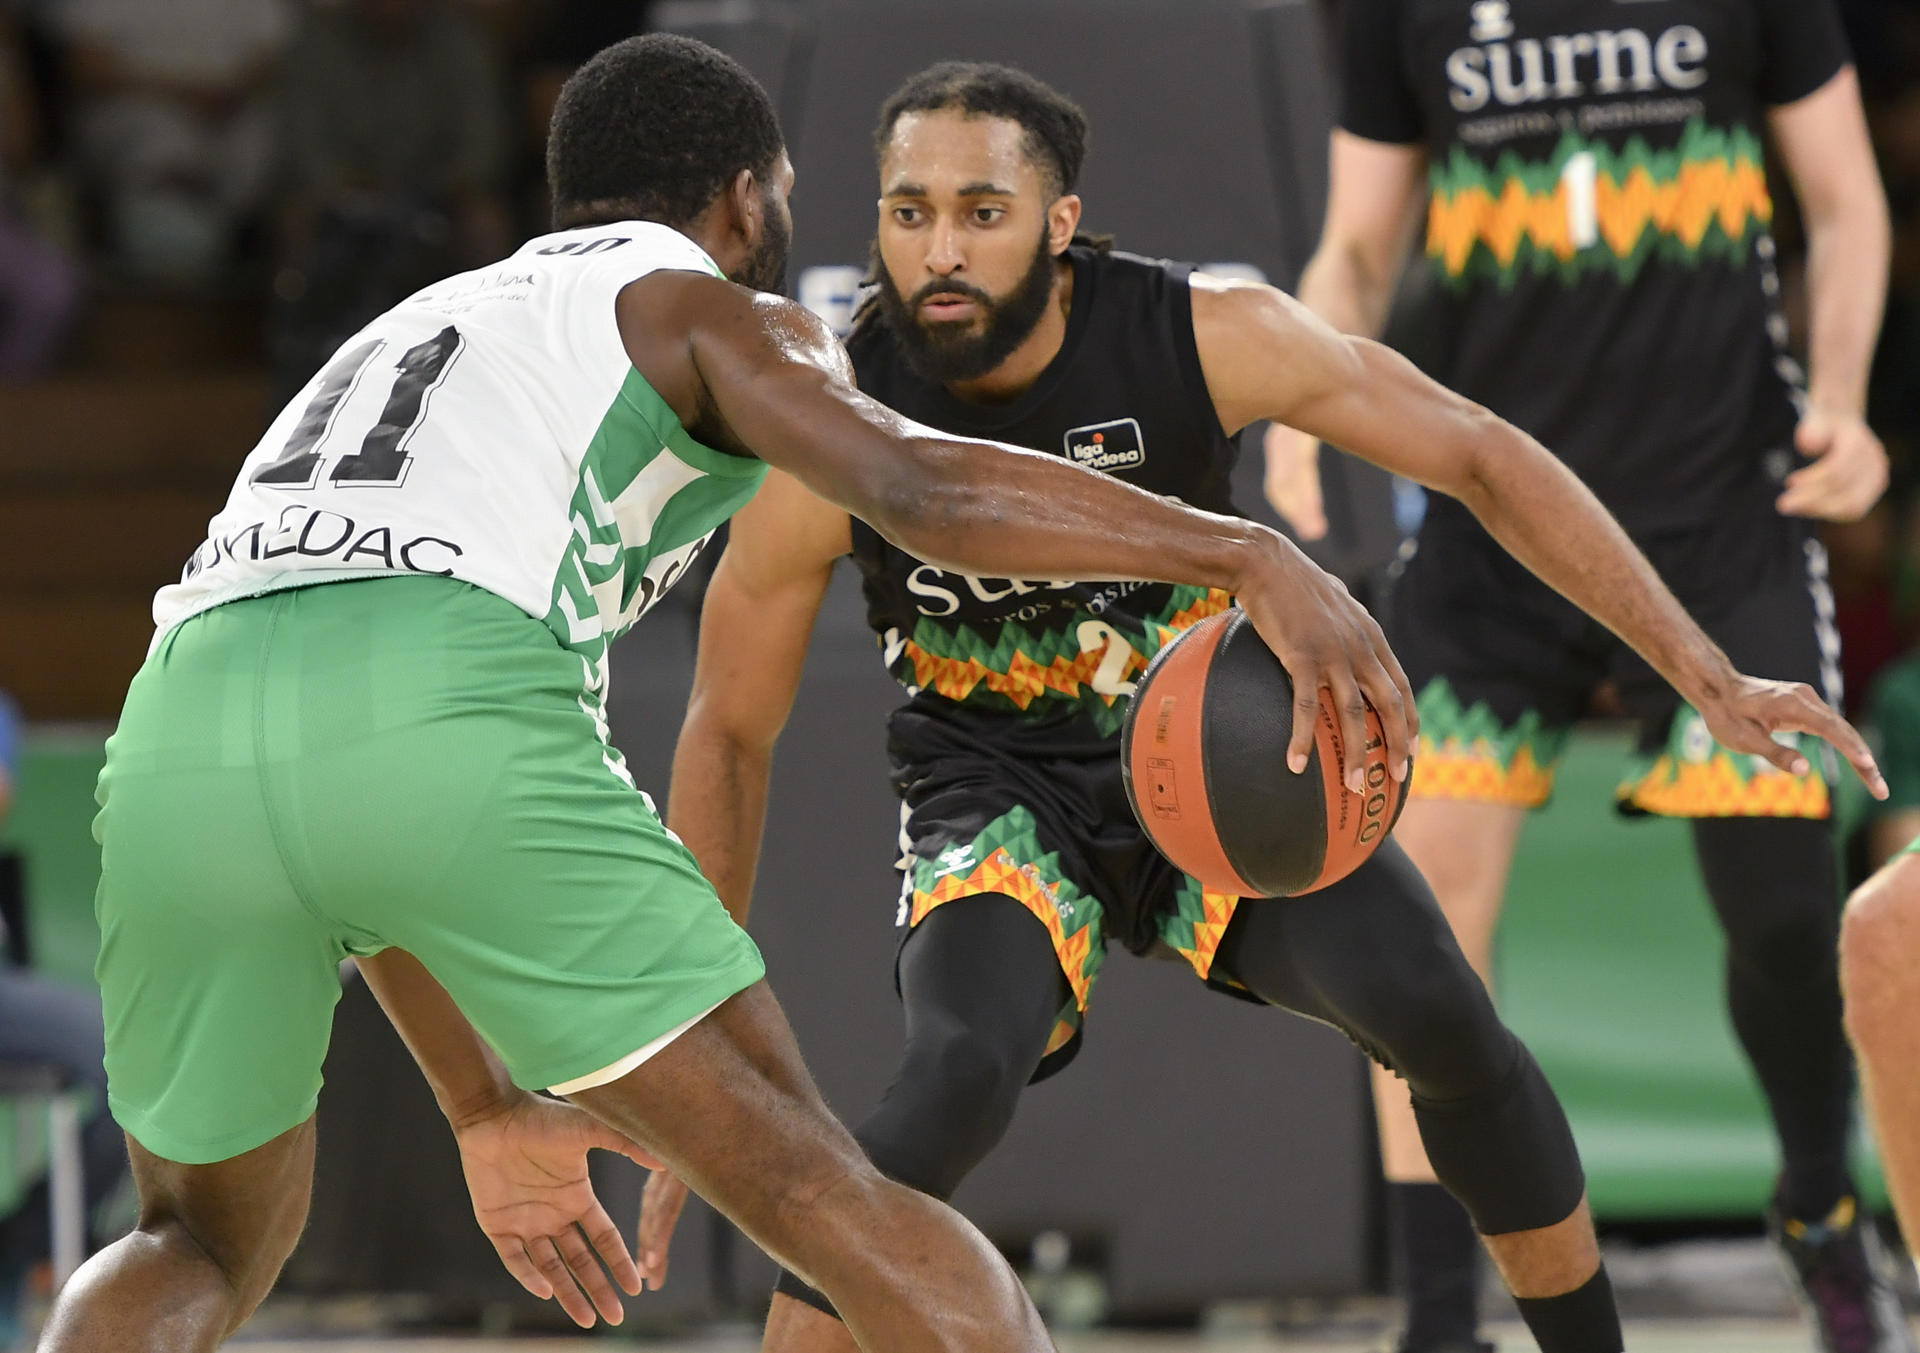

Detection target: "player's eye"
[892, 206, 923, 226]
[972, 206, 1006, 225]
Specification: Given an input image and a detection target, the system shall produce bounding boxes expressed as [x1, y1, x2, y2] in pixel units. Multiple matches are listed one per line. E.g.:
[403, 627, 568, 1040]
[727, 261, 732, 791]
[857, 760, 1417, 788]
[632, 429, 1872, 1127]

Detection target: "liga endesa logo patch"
[1064, 418, 1145, 473]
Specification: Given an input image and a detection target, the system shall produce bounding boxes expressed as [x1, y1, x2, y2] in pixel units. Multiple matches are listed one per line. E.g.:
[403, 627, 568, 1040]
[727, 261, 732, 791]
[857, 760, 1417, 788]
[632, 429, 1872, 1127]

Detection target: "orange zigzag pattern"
[1623, 752, 1829, 819]
[902, 589, 1235, 707]
[910, 847, 1099, 1012]
[1410, 741, 1557, 807]
[1429, 159, 1772, 277]
[1162, 888, 1239, 981]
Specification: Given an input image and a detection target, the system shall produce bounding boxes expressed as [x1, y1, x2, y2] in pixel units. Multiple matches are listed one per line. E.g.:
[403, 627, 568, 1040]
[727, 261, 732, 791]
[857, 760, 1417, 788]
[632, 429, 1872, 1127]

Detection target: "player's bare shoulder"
[1188, 273, 1362, 435]
[616, 270, 853, 436]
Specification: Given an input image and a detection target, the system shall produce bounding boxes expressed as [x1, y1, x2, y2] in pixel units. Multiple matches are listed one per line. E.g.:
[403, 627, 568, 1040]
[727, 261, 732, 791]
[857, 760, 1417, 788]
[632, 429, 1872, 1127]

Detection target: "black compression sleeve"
[1752, 0, 1852, 107]
[1338, 0, 1424, 145]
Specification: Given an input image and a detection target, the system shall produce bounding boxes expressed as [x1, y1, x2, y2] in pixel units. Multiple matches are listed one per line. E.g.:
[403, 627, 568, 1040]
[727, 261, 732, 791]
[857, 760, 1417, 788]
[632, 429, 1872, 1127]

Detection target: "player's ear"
[1047, 194, 1082, 254]
[727, 168, 762, 248]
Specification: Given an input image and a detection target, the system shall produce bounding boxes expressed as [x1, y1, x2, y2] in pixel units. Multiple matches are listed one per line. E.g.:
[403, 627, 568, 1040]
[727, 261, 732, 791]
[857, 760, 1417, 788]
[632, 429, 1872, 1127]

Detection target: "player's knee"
[857, 1021, 1030, 1202]
[1354, 945, 1508, 1099]
[1841, 865, 1920, 1040]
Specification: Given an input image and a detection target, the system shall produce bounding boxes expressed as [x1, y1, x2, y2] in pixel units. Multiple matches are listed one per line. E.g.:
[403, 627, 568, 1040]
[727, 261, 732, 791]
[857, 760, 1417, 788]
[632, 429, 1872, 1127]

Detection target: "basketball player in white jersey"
[38, 33, 1442, 1350]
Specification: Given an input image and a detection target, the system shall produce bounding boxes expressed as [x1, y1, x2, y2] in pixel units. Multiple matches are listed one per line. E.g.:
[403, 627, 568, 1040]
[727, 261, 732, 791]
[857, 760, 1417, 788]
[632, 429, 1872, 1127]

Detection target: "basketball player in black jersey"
[641, 64, 1881, 1353]
[1266, 3, 1903, 1350]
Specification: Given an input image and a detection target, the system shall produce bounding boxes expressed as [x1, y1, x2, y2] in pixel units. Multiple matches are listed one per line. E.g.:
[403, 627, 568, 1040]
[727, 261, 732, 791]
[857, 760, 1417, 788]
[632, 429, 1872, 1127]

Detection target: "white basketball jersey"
[156, 221, 767, 695]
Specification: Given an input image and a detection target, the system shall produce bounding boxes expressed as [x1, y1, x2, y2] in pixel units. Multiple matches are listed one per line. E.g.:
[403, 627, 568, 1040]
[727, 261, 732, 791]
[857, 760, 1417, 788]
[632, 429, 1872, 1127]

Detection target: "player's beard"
[730, 190, 792, 295]
[874, 225, 1059, 385]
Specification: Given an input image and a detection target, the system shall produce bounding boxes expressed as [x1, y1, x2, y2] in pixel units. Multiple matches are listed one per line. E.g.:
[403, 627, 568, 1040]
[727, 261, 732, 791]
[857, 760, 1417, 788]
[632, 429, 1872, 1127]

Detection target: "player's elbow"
[1437, 403, 1513, 512]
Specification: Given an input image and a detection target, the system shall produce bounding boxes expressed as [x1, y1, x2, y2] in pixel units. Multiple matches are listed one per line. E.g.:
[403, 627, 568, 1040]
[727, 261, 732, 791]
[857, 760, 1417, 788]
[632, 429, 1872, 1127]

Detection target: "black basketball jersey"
[848, 244, 1240, 752]
[1339, 0, 1851, 536]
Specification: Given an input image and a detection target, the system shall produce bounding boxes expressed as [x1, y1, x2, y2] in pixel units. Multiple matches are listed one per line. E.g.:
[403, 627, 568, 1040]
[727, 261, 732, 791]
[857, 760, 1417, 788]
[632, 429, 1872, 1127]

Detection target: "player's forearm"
[666, 713, 772, 927]
[1294, 237, 1398, 340]
[1456, 422, 1738, 702]
[1802, 191, 1890, 417]
[875, 434, 1278, 595]
[356, 948, 517, 1128]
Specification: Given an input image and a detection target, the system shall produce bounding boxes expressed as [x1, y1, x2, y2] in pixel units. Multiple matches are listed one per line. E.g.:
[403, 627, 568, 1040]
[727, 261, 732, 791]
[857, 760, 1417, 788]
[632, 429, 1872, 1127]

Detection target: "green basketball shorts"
[94, 576, 764, 1165]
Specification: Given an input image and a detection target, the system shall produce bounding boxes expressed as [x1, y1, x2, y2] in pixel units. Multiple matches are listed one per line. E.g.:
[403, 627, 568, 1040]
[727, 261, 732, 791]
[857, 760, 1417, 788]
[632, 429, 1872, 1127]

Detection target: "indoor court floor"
[227, 1324, 1914, 1351]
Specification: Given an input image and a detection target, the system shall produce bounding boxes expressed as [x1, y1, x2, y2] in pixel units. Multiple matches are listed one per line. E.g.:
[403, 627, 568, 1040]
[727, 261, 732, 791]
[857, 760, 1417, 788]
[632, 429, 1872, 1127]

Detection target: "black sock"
[1512, 1266, 1623, 1353]
[1778, 1162, 1852, 1225]
[1390, 1181, 1482, 1349]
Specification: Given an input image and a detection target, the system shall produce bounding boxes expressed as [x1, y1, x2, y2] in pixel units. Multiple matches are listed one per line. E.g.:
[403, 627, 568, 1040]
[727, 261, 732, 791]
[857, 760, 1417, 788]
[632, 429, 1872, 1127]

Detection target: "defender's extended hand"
[1234, 535, 1416, 789]
[637, 1168, 693, 1292]
[454, 1092, 657, 1326]
[1694, 673, 1887, 800]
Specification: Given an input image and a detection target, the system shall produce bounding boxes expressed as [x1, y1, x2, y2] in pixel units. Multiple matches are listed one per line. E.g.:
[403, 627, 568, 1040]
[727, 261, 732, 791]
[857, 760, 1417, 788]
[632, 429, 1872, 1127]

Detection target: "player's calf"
[1841, 852, 1920, 1253]
[39, 1121, 317, 1353]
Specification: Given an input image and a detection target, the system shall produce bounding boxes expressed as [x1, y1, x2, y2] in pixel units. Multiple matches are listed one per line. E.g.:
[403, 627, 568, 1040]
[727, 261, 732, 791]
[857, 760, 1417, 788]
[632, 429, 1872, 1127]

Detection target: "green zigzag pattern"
[1428, 119, 1769, 290]
[888, 582, 1219, 733]
[1417, 676, 1571, 772]
[912, 805, 1107, 979]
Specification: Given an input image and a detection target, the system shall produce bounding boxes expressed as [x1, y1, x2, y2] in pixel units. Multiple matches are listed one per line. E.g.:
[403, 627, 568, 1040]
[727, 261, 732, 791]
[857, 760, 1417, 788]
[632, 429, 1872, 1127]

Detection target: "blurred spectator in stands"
[0, 690, 127, 1345]
[272, 0, 510, 397]
[0, 9, 77, 377]
[520, 0, 649, 224]
[54, 0, 292, 288]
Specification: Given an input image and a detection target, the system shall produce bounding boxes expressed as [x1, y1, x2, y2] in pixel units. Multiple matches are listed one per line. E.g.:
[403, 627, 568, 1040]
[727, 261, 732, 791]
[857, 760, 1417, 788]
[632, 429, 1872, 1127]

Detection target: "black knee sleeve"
[1413, 1036, 1586, 1236]
[773, 1265, 843, 1319]
[770, 894, 1064, 1324]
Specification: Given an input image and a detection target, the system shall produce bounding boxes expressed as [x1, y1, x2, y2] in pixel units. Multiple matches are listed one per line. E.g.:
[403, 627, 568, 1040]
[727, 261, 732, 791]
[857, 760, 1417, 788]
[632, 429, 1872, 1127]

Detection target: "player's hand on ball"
[637, 1167, 693, 1291]
[1236, 530, 1416, 790]
[1777, 408, 1888, 521]
[453, 1091, 657, 1326]
[1697, 673, 1888, 800]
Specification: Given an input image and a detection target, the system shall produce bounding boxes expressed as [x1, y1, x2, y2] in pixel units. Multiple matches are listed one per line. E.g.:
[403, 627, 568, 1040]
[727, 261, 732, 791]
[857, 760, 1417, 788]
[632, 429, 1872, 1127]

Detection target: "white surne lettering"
[904, 564, 1077, 618]
[1448, 24, 1706, 112]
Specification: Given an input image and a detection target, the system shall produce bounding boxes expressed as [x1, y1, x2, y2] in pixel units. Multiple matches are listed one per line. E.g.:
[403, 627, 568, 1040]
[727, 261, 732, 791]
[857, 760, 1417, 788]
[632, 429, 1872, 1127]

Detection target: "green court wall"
[0, 728, 1885, 1221]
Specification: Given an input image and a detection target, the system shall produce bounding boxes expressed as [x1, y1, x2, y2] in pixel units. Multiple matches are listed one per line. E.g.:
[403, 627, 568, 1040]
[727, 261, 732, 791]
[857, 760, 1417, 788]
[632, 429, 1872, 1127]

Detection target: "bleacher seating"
[0, 309, 269, 721]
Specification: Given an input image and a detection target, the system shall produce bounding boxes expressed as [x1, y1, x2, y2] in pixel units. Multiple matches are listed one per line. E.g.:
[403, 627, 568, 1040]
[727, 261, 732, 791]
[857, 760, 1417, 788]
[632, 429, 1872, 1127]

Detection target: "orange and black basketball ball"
[1120, 609, 1408, 897]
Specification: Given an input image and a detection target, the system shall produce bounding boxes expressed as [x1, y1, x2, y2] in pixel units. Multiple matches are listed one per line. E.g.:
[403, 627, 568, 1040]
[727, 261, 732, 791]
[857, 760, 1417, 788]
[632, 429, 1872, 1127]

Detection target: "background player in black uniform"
[642, 63, 1884, 1353]
[1264, 2, 1899, 1351]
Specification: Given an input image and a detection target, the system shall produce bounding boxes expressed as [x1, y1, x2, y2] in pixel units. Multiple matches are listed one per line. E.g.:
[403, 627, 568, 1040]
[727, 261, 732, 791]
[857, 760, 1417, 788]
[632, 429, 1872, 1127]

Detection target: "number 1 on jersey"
[1561, 150, 1599, 252]
[253, 325, 465, 489]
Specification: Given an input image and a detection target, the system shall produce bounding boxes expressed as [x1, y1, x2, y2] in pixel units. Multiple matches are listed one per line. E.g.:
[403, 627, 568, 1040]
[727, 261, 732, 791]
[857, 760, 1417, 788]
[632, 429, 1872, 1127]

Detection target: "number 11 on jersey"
[253, 326, 466, 490]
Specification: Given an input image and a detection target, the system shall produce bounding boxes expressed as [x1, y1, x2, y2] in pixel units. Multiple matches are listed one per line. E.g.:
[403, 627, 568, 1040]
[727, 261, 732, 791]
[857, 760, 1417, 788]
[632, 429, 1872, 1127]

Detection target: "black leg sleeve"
[1691, 815, 1853, 1217]
[773, 893, 1070, 1319]
[1215, 840, 1585, 1236]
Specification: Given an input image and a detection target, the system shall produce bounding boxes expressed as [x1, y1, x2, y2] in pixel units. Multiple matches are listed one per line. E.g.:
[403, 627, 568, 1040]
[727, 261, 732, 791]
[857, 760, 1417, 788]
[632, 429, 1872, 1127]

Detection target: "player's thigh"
[95, 608, 350, 1167]
[301, 582, 766, 1097]
[896, 787, 1108, 1079]
[1391, 797, 1528, 974]
[124, 1117, 318, 1300]
[568, 982, 866, 1249]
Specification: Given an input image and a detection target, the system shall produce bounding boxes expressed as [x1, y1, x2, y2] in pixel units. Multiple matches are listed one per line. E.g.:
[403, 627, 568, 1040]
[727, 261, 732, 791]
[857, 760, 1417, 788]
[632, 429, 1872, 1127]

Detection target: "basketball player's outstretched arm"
[353, 949, 657, 1325]
[618, 269, 1415, 790]
[1192, 278, 1886, 796]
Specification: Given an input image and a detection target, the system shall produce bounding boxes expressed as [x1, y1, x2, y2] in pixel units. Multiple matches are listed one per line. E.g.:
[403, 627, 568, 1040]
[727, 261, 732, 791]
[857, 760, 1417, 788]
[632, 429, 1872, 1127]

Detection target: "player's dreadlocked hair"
[874, 61, 1089, 199]
[547, 34, 785, 231]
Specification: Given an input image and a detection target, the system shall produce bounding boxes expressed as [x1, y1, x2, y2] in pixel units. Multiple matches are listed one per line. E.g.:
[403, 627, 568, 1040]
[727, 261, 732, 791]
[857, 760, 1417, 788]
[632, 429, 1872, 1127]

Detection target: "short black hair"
[547, 34, 785, 230]
[874, 62, 1089, 199]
